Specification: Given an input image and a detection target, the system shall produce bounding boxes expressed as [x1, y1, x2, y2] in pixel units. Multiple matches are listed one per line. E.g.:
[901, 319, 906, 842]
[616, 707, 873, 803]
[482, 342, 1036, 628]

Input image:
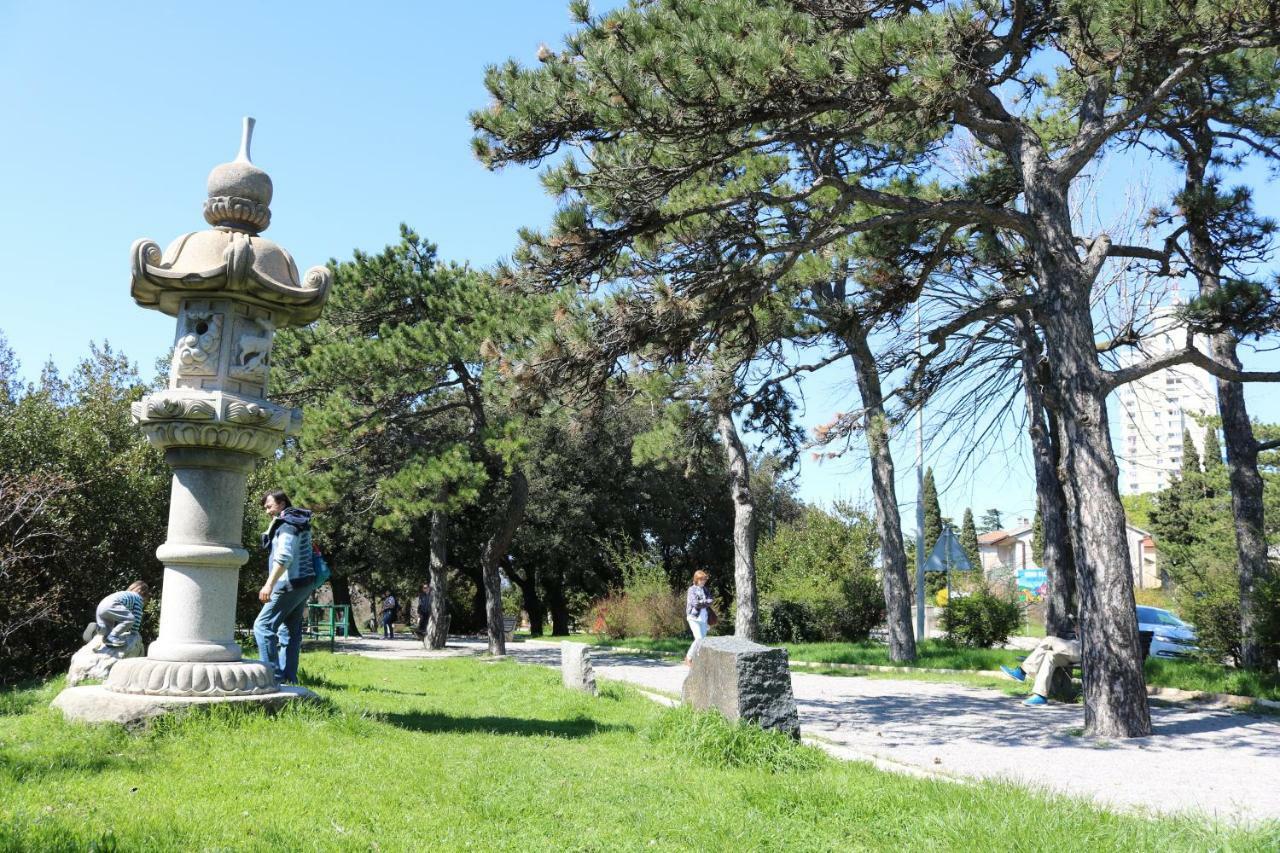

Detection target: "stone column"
[54, 119, 332, 724]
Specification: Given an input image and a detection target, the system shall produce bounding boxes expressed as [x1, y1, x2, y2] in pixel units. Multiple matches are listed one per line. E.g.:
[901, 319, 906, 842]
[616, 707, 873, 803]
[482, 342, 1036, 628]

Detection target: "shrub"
[588, 542, 686, 640]
[941, 585, 1023, 648]
[759, 599, 820, 643]
[757, 503, 883, 642]
[1173, 562, 1280, 666]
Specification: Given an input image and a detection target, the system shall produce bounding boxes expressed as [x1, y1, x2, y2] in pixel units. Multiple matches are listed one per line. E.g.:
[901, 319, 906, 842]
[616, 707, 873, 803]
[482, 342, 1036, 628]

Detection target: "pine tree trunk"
[506, 559, 544, 637]
[844, 325, 917, 662]
[1023, 165, 1150, 738]
[1014, 313, 1077, 637]
[716, 406, 759, 640]
[425, 510, 450, 649]
[1214, 333, 1273, 670]
[328, 573, 362, 637]
[479, 470, 529, 656]
[1177, 141, 1275, 671]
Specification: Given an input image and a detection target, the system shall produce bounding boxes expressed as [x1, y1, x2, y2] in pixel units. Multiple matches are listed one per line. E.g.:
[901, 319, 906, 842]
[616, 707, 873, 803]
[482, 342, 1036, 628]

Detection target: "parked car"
[1136, 606, 1199, 659]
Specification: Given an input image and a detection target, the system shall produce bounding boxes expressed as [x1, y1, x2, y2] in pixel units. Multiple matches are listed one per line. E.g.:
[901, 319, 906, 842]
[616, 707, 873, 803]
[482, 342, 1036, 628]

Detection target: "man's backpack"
[312, 546, 332, 588]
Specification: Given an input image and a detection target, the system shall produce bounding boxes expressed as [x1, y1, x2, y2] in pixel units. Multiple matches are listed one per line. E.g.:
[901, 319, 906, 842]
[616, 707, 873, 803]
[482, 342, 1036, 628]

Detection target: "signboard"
[1016, 567, 1048, 602]
[923, 526, 972, 573]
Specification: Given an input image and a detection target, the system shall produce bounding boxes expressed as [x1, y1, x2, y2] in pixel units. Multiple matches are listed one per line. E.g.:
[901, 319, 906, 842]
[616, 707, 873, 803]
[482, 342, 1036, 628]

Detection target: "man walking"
[253, 490, 316, 684]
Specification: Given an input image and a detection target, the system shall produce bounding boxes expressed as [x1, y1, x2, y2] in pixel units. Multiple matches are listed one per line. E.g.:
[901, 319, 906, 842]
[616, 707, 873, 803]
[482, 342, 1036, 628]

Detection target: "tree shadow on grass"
[383, 710, 629, 739]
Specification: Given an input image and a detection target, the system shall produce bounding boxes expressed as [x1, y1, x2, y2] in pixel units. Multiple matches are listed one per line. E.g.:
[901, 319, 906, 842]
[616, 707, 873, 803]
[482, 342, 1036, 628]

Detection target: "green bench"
[305, 603, 351, 650]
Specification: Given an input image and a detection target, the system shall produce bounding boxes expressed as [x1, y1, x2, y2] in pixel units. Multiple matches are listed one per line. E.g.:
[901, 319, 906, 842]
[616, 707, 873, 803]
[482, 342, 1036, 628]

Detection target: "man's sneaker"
[1023, 694, 1048, 706]
[82, 622, 100, 642]
[1000, 664, 1026, 682]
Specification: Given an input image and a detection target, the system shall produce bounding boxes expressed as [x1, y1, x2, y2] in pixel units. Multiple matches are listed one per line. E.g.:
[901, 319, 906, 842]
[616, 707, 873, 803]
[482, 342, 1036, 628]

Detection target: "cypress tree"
[1202, 428, 1224, 473]
[960, 507, 980, 570]
[1181, 429, 1201, 478]
[923, 468, 942, 557]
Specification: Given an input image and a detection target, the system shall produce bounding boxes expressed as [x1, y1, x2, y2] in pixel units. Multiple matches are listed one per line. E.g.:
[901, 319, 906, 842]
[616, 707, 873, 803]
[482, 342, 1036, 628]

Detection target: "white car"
[1137, 606, 1199, 659]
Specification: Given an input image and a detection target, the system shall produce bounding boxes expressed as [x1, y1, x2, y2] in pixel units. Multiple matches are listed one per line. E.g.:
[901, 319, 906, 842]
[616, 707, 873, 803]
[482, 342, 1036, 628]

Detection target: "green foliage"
[940, 586, 1023, 648]
[978, 508, 1003, 534]
[1202, 427, 1224, 473]
[756, 504, 885, 643]
[960, 507, 980, 570]
[589, 542, 686, 640]
[1173, 563, 1280, 667]
[922, 467, 942, 556]
[1181, 428, 1202, 478]
[644, 705, 824, 773]
[1121, 493, 1157, 530]
[0, 340, 169, 683]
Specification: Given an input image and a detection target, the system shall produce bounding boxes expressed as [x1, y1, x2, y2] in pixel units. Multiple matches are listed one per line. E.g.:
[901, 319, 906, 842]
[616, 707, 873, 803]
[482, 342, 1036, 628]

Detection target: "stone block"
[67, 634, 143, 687]
[561, 642, 597, 695]
[681, 636, 799, 738]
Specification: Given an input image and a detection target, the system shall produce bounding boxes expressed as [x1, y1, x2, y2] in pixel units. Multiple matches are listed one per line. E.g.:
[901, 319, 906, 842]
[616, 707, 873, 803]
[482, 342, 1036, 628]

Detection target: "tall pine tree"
[960, 508, 980, 571]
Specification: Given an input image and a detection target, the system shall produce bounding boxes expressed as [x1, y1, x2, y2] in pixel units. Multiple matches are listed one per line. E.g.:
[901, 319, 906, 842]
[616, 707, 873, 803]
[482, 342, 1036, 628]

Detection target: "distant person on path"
[684, 570, 714, 666]
[253, 490, 317, 684]
[84, 581, 151, 649]
[1001, 635, 1081, 706]
[380, 590, 398, 639]
[414, 583, 432, 639]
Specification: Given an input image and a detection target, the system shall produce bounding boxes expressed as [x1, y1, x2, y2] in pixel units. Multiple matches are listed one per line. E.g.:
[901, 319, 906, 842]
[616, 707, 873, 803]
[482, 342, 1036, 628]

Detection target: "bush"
[757, 504, 884, 643]
[1174, 562, 1280, 666]
[588, 543, 686, 640]
[941, 585, 1023, 648]
[759, 599, 820, 643]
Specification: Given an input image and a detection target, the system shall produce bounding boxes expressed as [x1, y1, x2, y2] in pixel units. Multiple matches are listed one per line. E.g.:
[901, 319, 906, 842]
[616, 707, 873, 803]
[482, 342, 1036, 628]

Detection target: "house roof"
[977, 531, 1010, 545]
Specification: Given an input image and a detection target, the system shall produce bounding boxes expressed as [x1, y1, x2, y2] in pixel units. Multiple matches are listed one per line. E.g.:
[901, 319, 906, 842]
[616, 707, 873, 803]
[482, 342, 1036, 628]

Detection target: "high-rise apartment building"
[1113, 299, 1219, 495]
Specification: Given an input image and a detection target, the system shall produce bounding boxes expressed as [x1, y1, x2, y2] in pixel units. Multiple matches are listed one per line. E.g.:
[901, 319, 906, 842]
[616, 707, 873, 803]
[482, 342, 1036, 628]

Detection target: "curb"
[541, 639, 1280, 713]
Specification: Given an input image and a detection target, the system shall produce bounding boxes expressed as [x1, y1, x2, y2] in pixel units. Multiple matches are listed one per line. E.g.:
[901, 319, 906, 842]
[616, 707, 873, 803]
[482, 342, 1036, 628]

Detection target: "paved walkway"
[332, 635, 1280, 826]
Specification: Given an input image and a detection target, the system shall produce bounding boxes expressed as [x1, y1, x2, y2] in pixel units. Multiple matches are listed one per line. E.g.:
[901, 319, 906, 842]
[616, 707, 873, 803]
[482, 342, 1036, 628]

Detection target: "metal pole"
[915, 302, 926, 642]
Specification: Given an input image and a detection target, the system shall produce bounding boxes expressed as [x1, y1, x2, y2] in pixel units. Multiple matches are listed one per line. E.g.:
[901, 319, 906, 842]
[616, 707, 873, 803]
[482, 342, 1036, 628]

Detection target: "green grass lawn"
[4, 656, 1277, 851]
[574, 636, 1280, 700]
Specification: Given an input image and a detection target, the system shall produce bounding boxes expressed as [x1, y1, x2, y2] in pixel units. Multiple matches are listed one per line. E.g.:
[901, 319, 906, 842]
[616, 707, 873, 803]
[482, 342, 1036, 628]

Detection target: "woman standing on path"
[684, 570, 714, 666]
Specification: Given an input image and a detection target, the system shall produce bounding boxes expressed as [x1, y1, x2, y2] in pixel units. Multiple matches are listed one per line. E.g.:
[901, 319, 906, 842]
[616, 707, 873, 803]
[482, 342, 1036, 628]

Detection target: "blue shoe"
[1023, 694, 1048, 706]
[1000, 665, 1026, 682]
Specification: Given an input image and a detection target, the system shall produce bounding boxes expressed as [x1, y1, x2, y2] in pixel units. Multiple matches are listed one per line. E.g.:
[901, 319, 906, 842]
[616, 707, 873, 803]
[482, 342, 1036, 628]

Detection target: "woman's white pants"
[686, 616, 709, 660]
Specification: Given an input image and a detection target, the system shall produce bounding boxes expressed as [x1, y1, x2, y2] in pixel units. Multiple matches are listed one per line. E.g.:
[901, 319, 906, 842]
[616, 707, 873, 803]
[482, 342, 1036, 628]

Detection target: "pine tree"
[1202, 428, 1224, 473]
[960, 508, 980, 570]
[472, 0, 1280, 736]
[1181, 429, 1202, 478]
[922, 468, 942, 557]
[979, 508, 1004, 534]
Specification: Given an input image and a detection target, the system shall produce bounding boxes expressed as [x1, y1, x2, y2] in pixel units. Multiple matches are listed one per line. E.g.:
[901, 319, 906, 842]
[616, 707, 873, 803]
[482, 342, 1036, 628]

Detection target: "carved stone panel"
[228, 315, 274, 388]
[170, 310, 223, 380]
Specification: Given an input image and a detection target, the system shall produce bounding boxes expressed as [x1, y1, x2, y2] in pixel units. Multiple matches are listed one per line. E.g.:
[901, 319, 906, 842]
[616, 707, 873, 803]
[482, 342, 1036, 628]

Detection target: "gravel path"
[335, 635, 1280, 826]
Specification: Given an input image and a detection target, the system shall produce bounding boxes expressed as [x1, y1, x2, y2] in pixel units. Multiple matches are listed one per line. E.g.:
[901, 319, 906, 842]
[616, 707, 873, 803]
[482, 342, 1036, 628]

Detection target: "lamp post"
[54, 119, 332, 724]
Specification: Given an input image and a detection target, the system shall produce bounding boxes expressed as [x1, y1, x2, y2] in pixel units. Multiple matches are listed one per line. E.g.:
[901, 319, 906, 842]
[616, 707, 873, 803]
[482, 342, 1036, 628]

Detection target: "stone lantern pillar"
[54, 119, 331, 724]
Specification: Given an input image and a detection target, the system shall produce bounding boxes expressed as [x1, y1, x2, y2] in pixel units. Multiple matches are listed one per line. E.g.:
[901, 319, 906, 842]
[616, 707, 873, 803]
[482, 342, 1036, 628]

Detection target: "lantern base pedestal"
[50, 684, 318, 727]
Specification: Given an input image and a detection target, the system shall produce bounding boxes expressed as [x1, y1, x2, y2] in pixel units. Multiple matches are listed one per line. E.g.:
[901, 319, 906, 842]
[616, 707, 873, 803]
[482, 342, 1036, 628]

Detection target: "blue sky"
[1, 1, 1276, 532]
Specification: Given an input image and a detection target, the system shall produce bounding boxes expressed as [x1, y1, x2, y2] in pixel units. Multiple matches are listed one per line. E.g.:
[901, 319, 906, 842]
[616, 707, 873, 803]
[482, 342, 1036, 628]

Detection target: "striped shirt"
[100, 590, 145, 626]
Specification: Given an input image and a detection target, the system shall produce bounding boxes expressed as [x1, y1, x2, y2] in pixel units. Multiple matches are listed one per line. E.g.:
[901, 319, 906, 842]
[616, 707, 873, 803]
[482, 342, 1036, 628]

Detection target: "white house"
[977, 519, 1160, 591]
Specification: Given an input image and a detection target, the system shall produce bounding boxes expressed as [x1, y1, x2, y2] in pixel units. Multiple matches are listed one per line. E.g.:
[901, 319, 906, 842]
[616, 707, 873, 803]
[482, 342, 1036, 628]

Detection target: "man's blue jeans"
[253, 580, 313, 684]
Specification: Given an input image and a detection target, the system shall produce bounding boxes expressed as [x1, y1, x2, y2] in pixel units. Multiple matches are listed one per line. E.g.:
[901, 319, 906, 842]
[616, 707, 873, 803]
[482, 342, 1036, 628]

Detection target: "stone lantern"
[54, 119, 331, 724]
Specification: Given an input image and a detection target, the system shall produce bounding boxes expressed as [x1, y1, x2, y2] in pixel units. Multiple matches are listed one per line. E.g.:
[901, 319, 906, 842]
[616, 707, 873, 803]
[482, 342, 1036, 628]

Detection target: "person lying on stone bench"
[1001, 633, 1080, 707]
[83, 581, 151, 649]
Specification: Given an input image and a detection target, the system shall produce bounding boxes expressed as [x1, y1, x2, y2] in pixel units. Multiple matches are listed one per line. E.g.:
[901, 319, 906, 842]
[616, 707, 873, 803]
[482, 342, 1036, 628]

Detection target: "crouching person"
[253, 490, 317, 685]
[84, 581, 151, 649]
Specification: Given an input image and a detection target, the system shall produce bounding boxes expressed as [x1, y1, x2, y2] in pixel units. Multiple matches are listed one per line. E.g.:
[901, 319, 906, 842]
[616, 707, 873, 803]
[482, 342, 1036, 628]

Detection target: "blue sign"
[1016, 567, 1048, 602]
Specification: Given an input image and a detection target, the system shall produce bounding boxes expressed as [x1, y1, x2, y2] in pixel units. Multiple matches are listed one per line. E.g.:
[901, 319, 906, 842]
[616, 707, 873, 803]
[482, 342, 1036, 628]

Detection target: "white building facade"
[1112, 301, 1219, 495]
